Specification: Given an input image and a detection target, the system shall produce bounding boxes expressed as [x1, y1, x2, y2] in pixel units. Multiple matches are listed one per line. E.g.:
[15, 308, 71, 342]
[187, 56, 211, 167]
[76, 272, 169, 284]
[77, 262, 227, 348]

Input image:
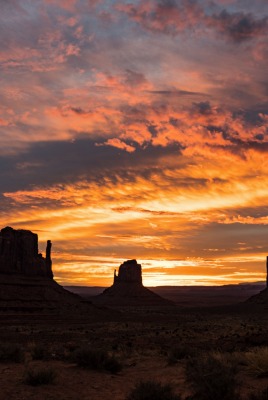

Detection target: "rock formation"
[0, 226, 53, 278]
[0, 227, 91, 314]
[113, 259, 142, 285]
[247, 256, 268, 304]
[93, 259, 173, 307]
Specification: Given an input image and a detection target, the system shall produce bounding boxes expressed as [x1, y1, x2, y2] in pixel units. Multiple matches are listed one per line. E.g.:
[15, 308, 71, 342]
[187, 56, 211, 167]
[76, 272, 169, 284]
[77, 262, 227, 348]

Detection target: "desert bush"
[72, 346, 122, 374]
[30, 343, 47, 360]
[126, 380, 181, 400]
[245, 347, 268, 377]
[0, 343, 24, 363]
[186, 351, 240, 400]
[50, 345, 70, 361]
[24, 366, 56, 386]
[168, 344, 195, 364]
[248, 388, 268, 400]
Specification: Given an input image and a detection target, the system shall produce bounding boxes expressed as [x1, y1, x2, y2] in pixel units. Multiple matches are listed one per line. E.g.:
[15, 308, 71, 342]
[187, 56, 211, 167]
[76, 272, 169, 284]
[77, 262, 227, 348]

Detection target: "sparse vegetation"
[245, 347, 268, 377]
[72, 346, 122, 374]
[167, 344, 195, 364]
[126, 380, 181, 400]
[30, 343, 47, 360]
[1, 296, 268, 399]
[186, 351, 239, 400]
[248, 388, 268, 400]
[0, 343, 24, 363]
[24, 366, 56, 386]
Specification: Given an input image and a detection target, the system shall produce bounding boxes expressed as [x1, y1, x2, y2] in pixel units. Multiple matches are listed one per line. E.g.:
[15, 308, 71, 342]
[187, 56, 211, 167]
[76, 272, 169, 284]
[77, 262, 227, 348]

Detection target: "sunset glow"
[1, 0, 268, 286]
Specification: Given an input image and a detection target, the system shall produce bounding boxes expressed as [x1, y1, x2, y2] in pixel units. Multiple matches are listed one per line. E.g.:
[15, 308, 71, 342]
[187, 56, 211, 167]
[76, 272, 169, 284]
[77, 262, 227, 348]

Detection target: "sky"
[1, 0, 268, 287]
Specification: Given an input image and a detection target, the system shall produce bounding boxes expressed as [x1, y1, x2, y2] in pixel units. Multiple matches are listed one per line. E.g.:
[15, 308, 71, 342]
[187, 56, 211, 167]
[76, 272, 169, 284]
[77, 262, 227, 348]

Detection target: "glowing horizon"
[1, 0, 268, 286]
[53, 256, 267, 287]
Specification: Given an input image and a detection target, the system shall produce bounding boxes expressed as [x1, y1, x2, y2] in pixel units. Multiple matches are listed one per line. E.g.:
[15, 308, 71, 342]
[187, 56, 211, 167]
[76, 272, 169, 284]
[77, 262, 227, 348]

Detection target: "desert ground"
[0, 285, 268, 400]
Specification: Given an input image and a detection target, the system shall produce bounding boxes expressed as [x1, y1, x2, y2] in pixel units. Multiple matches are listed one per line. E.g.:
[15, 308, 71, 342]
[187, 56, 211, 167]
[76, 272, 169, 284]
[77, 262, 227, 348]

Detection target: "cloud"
[102, 138, 136, 152]
[116, 0, 204, 35]
[117, 0, 268, 43]
[147, 89, 206, 96]
[208, 9, 268, 42]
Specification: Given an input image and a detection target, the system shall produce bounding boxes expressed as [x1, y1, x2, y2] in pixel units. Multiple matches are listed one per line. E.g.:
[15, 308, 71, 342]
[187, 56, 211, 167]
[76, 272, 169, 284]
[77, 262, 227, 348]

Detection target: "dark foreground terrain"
[0, 289, 268, 400]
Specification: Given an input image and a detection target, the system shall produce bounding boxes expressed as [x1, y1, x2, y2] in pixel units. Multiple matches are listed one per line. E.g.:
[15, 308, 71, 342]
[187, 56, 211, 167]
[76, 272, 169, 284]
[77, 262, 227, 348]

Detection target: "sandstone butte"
[0, 226, 53, 278]
[0, 227, 90, 314]
[93, 259, 174, 307]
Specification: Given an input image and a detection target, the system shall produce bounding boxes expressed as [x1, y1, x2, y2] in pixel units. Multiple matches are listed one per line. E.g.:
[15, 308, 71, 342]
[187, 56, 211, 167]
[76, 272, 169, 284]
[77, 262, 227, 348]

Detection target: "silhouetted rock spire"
[266, 256, 268, 288]
[45, 240, 53, 278]
[0, 226, 53, 278]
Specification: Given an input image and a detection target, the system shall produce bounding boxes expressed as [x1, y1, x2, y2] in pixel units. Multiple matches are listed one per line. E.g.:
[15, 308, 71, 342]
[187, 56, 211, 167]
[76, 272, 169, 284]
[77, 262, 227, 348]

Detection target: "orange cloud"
[103, 138, 136, 152]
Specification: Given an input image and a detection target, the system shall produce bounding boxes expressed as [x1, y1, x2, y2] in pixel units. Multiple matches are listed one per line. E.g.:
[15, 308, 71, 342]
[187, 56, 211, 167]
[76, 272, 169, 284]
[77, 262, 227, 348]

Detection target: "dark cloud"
[147, 89, 206, 96]
[124, 69, 148, 87]
[185, 222, 268, 258]
[116, 0, 204, 35]
[147, 124, 158, 137]
[0, 138, 183, 193]
[255, 134, 264, 141]
[70, 107, 89, 115]
[117, 0, 268, 43]
[224, 205, 268, 219]
[234, 107, 268, 125]
[210, 9, 268, 42]
[217, 137, 268, 157]
[192, 101, 214, 115]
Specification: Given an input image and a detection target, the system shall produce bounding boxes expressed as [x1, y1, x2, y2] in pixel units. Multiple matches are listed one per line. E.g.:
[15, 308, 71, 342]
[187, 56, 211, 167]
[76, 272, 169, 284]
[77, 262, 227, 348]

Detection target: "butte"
[93, 259, 173, 307]
[0, 226, 103, 316]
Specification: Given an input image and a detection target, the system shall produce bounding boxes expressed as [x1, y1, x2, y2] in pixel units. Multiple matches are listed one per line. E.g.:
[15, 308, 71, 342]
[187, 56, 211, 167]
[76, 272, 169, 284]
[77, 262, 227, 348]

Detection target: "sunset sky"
[1, 0, 268, 286]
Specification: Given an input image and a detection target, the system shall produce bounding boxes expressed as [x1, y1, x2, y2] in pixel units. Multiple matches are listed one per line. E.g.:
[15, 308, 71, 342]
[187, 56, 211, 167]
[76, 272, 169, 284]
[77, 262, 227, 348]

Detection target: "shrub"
[249, 388, 268, 400]
[186, 352, 239, 400]
[0, 343, 24, 363]
[168, 344, 195, 364]
[30, 343, 47, 360]
[126, 380, 181, 400]
[24, 366, 56, 386]
[245, 347, 268, 377]
[72, 346, 122, 374]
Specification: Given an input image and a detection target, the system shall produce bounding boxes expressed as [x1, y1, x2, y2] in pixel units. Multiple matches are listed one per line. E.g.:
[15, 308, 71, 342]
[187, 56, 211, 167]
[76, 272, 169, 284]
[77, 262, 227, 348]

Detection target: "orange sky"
[1, 0, 268, 286]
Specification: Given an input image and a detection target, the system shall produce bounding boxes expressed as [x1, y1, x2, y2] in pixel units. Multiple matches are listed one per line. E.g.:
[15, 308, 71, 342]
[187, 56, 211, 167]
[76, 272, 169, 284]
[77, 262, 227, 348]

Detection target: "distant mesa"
[93, 259, 173, 307]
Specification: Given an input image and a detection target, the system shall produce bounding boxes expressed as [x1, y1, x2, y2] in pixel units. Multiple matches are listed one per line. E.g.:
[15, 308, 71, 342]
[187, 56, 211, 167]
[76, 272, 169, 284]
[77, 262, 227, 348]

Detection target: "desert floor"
[0, 294, 268, 399]
[0, 298, 268, 400]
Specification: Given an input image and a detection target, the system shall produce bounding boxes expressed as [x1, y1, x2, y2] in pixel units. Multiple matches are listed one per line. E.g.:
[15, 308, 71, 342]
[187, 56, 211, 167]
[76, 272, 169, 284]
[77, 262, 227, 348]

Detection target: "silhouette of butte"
[94, 259, 173, 307]
[0, 227, 85, 312]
